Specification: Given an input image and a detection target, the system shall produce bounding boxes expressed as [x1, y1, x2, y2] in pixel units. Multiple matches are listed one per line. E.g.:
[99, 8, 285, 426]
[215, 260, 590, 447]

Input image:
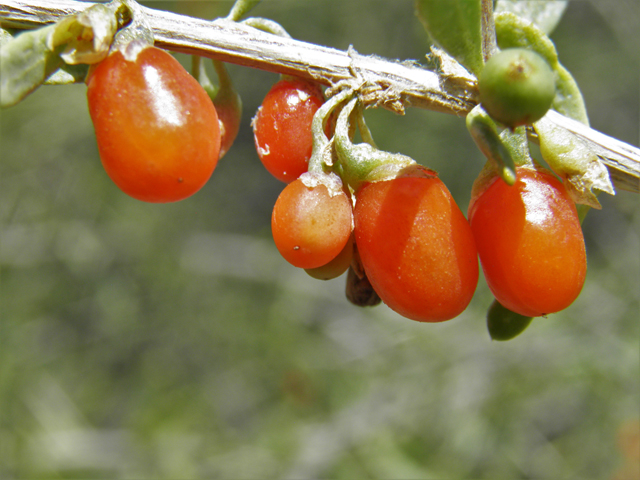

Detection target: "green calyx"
[109, 0, 154, 60]
[49, 2, 120, 65]
[334, 97, 415, 192]
[487, 299, 533, 341]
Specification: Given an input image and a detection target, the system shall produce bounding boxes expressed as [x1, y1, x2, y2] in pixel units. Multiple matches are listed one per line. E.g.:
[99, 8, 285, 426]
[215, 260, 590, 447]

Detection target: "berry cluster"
[1, 0, 606, 339]
[252, 77, 587, 325]
[81, 32, 587, 331]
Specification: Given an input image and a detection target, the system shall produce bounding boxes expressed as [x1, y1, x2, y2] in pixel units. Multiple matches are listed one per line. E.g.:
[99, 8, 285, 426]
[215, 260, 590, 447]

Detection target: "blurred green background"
[1, 1, 638, 478]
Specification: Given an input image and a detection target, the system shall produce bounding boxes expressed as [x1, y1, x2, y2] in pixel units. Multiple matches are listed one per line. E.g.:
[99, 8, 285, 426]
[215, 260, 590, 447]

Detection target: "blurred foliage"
[1, 1, 638, 478]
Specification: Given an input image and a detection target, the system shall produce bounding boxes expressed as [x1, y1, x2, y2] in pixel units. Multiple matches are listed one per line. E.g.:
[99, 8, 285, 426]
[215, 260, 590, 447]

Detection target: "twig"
[1, 0, 639, 192]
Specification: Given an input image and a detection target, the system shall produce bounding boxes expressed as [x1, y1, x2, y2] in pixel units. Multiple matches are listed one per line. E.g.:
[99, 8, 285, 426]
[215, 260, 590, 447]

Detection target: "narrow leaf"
[415, 0, 484, 76]
[466, 105, 517, 186]
[495, 0, 568, 35]
[487, 300, 533, 341]
[534, 117, 615, 208]
[1, 25, 63, 108]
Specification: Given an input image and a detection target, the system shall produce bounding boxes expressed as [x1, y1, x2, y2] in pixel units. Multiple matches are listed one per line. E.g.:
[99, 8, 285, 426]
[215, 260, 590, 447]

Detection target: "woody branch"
[1, 0, 639, 192]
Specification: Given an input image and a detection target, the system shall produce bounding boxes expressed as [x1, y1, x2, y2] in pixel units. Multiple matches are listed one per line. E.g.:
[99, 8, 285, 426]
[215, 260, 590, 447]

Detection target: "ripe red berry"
[305, 234, 354, 280]
[354, 168, 479, 322]
[87, 45, 220, 203]
[271, 173, 353, 269]
[252, 78, 324, 183]
[468, 166, 586, 317]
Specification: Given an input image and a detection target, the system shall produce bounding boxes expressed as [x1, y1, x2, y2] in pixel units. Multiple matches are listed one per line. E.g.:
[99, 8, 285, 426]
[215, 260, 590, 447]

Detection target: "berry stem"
[355, 102, 376, 148]
[226, 0, 262, 23]
[240, 17, 291, 38]
[307, 88, 353, 174]
[334, 97, 415, 191]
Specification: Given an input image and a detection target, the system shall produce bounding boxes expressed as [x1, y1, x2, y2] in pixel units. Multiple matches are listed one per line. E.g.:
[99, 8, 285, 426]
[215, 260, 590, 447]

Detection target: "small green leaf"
[500, 126, 533, 167]
[494, 12, 558, 67]
[466, 105, 517, 185]
[495, 0, 568, 35]
[1, 25, 63, 108]
[552, 64, 589, 126]
[415, 0, 484, 76]
[487, 300, 533, 341]
[534, 117, 615, 208]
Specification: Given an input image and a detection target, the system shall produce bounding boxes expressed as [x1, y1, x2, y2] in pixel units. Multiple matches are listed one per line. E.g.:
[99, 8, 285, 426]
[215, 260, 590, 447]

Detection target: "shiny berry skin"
[272, 175, 353, 269]
[252, 78, 324, 183]
[479, 48, 555, 128]
[354, 170, 479, 322]
[87, 46, 220, 203]
[468, 166, 586, 317]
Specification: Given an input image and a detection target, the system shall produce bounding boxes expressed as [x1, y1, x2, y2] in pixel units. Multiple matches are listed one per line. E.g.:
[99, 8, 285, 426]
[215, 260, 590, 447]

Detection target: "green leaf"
[534, 117, 615, 208]
[552, 64, 589, 126]
[494, 12, 558, 67]
[487, 300, 533, 341]
[466, 105, 517, 186]
[1, 25, 63, 108]
[495, 0, 568, 35]
[415, 0, 484, 76]
[1, 27, 15, 45]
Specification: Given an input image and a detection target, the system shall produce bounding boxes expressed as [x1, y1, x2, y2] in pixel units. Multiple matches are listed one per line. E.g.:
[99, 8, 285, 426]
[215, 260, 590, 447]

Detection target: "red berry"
[468, 166, 586, 317]
[272, 174, 353, 269]
[305, 234, 354, 280]
[252, 78, 324, 183]
[87, 46, 220, 203]
[354, 169, 479, 322]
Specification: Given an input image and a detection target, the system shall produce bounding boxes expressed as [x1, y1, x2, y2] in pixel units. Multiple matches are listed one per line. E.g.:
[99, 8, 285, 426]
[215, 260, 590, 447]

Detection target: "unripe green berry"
[479, 48, 555, 128]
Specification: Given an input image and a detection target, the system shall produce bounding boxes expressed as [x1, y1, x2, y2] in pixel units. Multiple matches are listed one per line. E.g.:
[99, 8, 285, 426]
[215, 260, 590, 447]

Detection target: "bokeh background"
[1, 1, 639, 478]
